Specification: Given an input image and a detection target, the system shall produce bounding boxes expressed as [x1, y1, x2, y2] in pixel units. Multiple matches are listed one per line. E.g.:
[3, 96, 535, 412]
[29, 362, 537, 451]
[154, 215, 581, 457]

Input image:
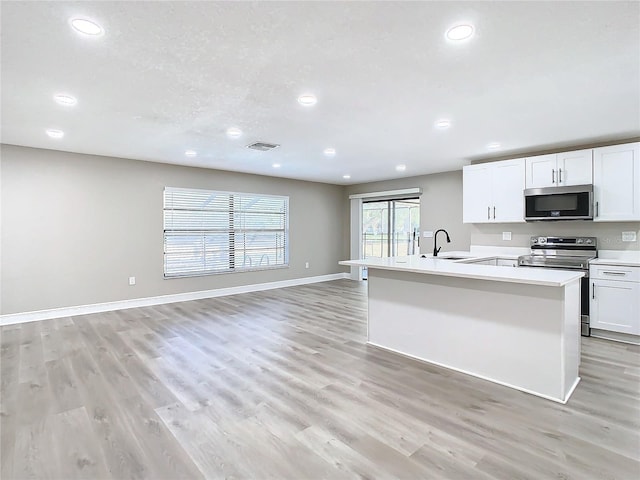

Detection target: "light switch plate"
[622, 231, 637, 242]
[423, 231, 433, 238]
[128, 276, 136, 285]
[502, 232, 512, 241]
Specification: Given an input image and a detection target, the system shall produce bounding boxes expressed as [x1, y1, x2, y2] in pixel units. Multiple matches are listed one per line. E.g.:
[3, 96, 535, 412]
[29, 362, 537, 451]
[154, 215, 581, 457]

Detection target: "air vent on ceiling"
[247, 141, 280, 151]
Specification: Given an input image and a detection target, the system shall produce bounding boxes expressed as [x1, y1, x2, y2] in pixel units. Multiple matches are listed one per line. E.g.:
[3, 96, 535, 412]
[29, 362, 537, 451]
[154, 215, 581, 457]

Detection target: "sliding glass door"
[362, 198, 419, 279]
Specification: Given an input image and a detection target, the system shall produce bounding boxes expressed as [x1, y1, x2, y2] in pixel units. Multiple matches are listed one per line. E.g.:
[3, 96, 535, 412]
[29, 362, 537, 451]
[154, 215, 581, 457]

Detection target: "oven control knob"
[586, 239, 593, 244]
[539, 237, 547, 244]
[577, 238, 584, 244]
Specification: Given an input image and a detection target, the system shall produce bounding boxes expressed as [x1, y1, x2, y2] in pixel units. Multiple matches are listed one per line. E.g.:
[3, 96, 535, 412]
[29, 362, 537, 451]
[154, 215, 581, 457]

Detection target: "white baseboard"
[591, 328, 640, 345]
[0, 273, 350, 326]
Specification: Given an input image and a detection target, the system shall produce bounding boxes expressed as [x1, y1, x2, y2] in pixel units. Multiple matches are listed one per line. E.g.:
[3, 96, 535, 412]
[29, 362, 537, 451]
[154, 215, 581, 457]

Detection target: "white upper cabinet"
[463, 163, 493, 223]
[593, 142, 640, 222]
[525, 150, 592, 188]
[525, 154, 557, 188]
[463, 159, 525, 223]
[556, 149, 593, 186]
[493, 160, 527, 222]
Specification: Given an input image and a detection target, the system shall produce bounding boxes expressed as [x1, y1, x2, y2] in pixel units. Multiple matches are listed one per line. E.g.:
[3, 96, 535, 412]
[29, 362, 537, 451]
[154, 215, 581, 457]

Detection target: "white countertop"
[590, 250, 640, 267]
[340, 253, 584, 287]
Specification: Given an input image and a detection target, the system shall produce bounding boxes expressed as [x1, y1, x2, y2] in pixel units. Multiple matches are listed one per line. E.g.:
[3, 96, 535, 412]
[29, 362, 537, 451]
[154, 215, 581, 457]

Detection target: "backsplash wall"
[471, 222, 640, 251]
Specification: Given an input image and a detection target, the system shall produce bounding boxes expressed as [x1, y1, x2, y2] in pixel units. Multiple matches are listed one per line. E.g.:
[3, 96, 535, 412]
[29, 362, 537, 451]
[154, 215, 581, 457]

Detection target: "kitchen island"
[339, 255, 584, 403]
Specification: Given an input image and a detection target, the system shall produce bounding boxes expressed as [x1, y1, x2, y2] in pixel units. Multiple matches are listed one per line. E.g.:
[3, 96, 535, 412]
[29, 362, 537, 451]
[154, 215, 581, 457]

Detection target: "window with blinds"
[163, 187, 289, 278]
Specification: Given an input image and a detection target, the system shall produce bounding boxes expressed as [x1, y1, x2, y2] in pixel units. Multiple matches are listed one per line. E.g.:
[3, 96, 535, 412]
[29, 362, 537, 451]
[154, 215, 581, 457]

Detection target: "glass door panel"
[361, 198, 419, 280]
[392, 199, 420, 256]
[362, 201, 389, 260]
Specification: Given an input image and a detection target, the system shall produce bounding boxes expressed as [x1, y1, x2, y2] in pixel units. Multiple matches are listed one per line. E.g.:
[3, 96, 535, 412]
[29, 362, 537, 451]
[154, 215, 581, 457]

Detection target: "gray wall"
[3, 143, 637, 316]
[344, 170, 471, 255]
[0, 145, 347, 315]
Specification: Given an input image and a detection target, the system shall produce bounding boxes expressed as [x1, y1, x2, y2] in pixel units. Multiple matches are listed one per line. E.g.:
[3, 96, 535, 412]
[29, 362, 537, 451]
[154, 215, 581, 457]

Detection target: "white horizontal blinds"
[163, 187, 288, 277]
[233, 193, 288, 270]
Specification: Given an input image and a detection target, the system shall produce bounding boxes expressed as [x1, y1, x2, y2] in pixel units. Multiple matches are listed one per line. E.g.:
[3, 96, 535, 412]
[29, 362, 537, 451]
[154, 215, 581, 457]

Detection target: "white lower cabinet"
[497, 258, 518, 267]
[590, 265, 640, 335]
[469, 259, 497, 265]
[463, 258, 518, 267]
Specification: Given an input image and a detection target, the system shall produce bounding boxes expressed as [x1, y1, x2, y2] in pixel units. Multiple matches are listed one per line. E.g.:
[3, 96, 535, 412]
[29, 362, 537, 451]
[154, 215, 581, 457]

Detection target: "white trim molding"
[348, 188, 422, 200]
[0, 273, 350, 326]
[350, 197, 363, 281]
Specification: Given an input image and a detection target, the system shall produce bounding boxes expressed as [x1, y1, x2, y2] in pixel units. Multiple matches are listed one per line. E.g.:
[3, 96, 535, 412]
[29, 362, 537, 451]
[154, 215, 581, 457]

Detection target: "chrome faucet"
[433, 229, 451, 257]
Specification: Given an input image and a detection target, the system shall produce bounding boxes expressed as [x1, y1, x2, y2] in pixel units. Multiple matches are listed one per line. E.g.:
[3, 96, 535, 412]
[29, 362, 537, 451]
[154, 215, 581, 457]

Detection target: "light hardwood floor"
[1, 279, 639, 479]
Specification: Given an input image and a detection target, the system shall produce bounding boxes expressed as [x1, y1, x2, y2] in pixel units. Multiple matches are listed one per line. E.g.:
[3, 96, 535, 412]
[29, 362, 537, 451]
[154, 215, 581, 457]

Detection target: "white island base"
[366, 268, 581, 403]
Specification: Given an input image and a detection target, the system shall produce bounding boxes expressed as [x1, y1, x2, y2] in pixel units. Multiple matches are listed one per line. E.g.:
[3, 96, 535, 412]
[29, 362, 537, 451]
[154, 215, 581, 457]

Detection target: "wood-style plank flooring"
[1, 279, 639, 479]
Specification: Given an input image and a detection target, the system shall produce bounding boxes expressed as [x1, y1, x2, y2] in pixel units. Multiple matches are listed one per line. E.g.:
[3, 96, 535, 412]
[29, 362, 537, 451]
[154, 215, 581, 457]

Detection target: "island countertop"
[340, 254, 583, 287]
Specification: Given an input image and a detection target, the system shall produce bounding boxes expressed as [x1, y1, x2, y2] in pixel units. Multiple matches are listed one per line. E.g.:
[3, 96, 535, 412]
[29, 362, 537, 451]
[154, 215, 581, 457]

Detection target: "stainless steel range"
[518, 236, 597, 336]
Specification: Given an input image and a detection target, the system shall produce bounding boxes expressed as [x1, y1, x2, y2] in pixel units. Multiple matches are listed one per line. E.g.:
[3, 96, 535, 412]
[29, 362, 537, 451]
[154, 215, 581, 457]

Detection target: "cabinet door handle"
[602, 271, 626, 276]
[592, 283, 595, 299]
[552, 169, 556, 184]
[558, 168, 562, 183]
[487, 206, 490, 220]
[493, 206, 496, 219]
[595, 201, 599, 217]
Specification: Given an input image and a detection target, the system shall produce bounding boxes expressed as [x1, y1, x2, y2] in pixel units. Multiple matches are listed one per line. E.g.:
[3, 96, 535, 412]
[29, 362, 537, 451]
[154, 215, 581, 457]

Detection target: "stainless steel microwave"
[524, 184, 593, 221]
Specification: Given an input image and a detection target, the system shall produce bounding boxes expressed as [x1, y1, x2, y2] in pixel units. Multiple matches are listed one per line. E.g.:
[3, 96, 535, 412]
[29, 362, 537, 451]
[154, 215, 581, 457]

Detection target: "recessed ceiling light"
[70, 17, 104, 36]
[435, 119, 451, 129]
[446, 24, 475, 41]
[226, 127, 242, 138]
[185, 150, 197, 157]
[324, 148, 336, 157]
[396, 164, 407, 172]
[272, 163, 281, 168]
[343, 174, 351, 179]
[54, 94, 77, 106]
[46, 129, 64, 139]
[487, 142, 501, 149]
[298, 94, 317, 106]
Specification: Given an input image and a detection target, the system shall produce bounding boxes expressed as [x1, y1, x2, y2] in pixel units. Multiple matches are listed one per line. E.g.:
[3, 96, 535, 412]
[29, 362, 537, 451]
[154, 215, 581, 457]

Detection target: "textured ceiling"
[1, 1, 639, 184]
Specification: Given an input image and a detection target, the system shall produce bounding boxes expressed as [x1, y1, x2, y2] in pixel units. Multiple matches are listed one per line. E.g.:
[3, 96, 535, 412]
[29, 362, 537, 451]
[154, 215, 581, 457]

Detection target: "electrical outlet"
[305, 262, 309, 269]
[423, 231, 433, 238]
[502, 232, 512, 241]
[128, 276, 136, 285]
[622, 231, 637, 242]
